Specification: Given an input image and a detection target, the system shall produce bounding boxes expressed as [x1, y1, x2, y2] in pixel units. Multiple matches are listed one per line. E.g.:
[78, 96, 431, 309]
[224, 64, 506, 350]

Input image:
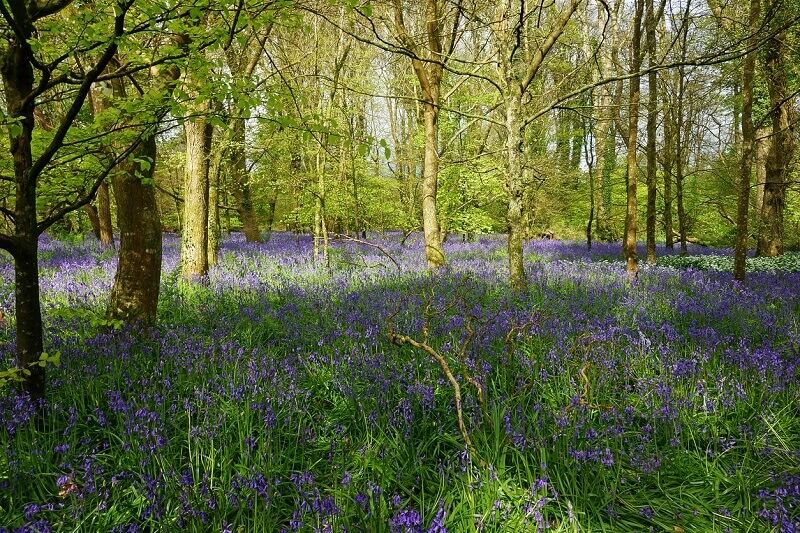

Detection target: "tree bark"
[496, 0, 581, 287]
[421, 102, 445, 267]
[0, 4, 125, 398]
[313, 147, 329, 264]
[107, 46, 182, 323]
[89, 81, 115, 248]
[85, 204, 102, 240]
[222, 25, 273, 243]
[570, 113, 583, 171]
[674, 16, 690, 255]
[108, 137, 163, 323]
[758, 19, 795, 257]
[14, 242, 45, 401]
[556, 109, 572, 170]
[624, 0, 644, 278]
[594, 0, 621, 241]
[645, 0, 658, 264]
[181, 108, 212, 280]
[1, 19, 43, 399]
[754, 127, 769, 253]
[663, 106, 674, 249]
[265, 190, 278, 237]
[229, 117, 261, 242]
[733, 0, 760, 281]
[586, 120, 596, 251]
[676, 122, 687, 255]
[208, 135, 222, 266]
[505, 87, 527, 292]
[393, 0, 453, 269]
[97, 181, 114, 247]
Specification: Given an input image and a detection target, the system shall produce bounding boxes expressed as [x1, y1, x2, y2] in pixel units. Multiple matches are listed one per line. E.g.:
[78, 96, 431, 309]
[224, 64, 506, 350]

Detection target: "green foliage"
[0, 351, 60, 390]
[659, 252, 800, 273]
[439, 161, 505, 235]
[50, 307, 125, 331]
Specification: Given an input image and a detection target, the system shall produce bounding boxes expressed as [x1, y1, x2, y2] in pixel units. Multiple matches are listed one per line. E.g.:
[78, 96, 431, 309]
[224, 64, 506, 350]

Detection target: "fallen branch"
[571, 335, 614, 411]
[387, 329, 478, 461]
[459, 318, 489, 424]
[400, 227, 420, 247]
[330, 232, 401, 272]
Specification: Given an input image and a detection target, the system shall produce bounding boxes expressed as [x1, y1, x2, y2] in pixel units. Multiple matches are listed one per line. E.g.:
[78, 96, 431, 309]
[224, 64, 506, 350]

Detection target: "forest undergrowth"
[1, 233, 798, 532]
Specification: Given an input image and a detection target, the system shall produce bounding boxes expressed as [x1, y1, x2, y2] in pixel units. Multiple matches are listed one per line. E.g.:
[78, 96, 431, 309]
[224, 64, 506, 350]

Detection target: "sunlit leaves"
[0, 351, 60, 389]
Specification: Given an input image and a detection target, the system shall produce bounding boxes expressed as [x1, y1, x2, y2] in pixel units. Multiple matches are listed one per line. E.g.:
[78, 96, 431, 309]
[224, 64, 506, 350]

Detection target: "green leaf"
[7, 121, 22, 138]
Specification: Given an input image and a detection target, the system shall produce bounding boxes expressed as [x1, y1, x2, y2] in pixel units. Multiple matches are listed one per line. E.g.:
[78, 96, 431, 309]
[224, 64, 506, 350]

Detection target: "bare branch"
[330, 232, 401, 272]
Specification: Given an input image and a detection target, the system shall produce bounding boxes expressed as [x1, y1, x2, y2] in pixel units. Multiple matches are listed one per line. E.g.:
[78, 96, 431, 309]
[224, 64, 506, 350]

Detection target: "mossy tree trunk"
[180, 102, 212, 280]
[108, 136, 163, 323]
[758, 12, 795, 257]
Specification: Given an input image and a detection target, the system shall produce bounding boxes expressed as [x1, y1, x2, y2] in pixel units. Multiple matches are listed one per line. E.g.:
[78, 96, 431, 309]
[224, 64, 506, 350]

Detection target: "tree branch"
[36, 135, 143, 235]
[521, 0, 583, 93]
[28, 2, 131, 182]
[523, 14, 800, 128]
[0, 233, 18, 256]
[31, 0, 74, 20]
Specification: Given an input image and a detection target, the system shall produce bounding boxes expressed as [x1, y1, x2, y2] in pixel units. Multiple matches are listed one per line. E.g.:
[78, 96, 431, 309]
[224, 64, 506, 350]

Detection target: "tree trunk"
[229, 118, 261, 242]
[733, 0, 760, 281]
[663, 111, 674, 249]
[570, 114, 583, 172]
[223, 186, 232, 234]
[624, 0, 644, 278]
[592, 91, 608, 233]
[422, 102, 445, 268]
[586, 119, 596, 251]
[15, 235, 45, 401]
[393, 0, 451, 268]
[505, 87, 527, 292]
[14, 237, 45, 399]
[89, 79, 116, 249]
[556, 109, 571, 170]
[98, 181, 114, 247]
[350, 143, 364, 239]
[208, 136, 222, 266]
[180, 110, 212, 280]
[758, 21, 795, 257]
[754, 127, 769, 254]
[732, 82, 741, 148]
[85, 204, 102, 240]
[672, 90, 686, 255]
[675, 19, 690, 255]
[313, 147, 329, 264]
[593, 1, 619, 241]
[676, 134, 687, 255]
[265, 190, 277, 237]
[1, 25, 46, 399]
[644, 0, 658, 264]
[108, 137, 162, 323]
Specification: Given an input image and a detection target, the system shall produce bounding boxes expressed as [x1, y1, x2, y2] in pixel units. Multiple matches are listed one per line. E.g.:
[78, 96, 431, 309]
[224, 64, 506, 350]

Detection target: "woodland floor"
[1, 233, 799, 532]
